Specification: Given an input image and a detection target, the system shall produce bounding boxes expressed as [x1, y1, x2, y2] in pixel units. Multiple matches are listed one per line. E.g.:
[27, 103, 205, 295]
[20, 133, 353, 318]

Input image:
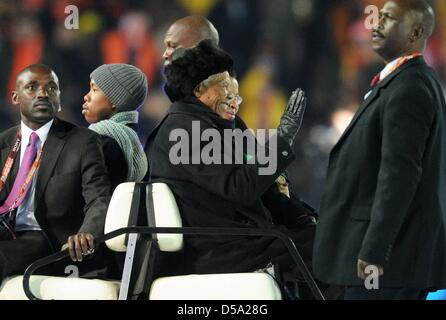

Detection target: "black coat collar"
[35, 117, 68, 208]
[170, 96, 236, 130]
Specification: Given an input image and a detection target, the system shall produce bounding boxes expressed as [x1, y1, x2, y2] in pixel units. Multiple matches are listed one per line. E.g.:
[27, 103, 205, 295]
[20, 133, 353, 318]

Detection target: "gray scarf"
[89, 111, 148, 182]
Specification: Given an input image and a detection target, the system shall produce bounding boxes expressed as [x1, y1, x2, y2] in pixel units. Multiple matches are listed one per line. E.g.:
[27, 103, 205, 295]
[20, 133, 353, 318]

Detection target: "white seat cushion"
[0, 276, 120, 300]
[0, 275, 49, 300]
[149, 273, 281, 300]
[104, 182, 184, 253]
[104, 182, 136, 252]
[39, 277, 120, 300]
[151, 183, 183, 252]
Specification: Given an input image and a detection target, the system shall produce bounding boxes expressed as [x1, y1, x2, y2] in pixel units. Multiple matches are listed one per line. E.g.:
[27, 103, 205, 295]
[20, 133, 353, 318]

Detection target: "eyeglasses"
[228, 94, 243, 105]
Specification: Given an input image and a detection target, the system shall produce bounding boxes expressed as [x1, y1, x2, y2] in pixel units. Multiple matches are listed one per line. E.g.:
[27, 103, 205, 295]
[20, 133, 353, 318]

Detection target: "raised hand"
[277, 89, 307, 147]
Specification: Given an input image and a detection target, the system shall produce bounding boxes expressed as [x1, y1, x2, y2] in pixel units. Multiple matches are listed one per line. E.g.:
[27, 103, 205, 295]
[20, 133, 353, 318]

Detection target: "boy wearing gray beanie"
[83, 63, 148, 190]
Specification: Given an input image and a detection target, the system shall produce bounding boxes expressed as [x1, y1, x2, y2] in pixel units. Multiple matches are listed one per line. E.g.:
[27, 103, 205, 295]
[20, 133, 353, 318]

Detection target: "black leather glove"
[277, 89, 307, 147]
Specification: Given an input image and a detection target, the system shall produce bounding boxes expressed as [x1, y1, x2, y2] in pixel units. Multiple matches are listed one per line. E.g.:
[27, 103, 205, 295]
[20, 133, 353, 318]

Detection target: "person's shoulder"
[0, 125, 19, 140]
[172, 100, 227, 129]
[100, 135, 122, 152]
[167, 112, 220, 134]
[164, 105, 212, 130]
[100, 135, 126, 163]
[0, 125, 19, 147]
[393, 63, 437, 93]
[54, 118, 100, 140]
[400, 60, 438, 82]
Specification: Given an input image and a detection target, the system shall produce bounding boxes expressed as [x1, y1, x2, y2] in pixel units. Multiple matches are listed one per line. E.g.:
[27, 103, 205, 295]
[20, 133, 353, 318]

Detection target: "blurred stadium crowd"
[1, 0, 445, 208]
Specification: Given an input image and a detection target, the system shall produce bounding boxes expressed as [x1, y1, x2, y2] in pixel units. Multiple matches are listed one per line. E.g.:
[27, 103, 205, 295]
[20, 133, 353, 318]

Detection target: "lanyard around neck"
[0, 130, 22, 193]
[0, 130, 44, 200]
[381, 53, 423, 83]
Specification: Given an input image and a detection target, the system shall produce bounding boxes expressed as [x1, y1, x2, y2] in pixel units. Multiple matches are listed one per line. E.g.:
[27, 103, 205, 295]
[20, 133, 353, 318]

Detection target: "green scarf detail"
[89, 111, 148, 182]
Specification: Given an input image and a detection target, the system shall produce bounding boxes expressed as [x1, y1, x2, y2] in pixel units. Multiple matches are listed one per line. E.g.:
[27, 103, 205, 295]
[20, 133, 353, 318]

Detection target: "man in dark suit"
[313, 0, 446, 299]
[0, 64, 112, 283]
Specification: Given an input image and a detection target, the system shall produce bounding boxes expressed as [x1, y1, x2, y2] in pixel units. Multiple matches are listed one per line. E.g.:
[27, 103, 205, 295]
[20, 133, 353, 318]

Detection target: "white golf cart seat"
[0, 182, 281, 300]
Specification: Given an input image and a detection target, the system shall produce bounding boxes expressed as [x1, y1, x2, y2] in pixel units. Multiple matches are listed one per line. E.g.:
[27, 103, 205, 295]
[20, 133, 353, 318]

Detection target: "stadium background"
[1, 0, 446, 298]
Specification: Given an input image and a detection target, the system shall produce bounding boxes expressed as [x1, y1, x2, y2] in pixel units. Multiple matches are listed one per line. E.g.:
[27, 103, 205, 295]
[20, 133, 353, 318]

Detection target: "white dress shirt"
[15, 119, 53, 232]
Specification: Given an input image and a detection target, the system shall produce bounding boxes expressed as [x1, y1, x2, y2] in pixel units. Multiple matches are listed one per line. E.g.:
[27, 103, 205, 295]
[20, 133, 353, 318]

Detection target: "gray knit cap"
[90, 64, 148, 111]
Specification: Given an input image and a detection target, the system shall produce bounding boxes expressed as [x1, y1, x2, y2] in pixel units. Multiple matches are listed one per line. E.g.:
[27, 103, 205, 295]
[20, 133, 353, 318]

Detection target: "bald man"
[0, 64, 112, 283]
[313, 0, 446, 299]
[144, 15, 220, 162]
[162, 15, 219, 65]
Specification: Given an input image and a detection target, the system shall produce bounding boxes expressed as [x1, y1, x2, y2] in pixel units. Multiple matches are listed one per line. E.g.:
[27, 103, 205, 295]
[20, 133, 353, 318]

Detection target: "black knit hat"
[164, 39, 235, 102]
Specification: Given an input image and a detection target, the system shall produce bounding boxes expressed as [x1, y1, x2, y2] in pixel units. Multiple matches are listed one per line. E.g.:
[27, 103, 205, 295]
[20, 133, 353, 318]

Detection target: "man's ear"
[411, 25, 424, 42]
[11, 91, 19, 105]
[110, 105, 118, 115]
[193, 87, 202, 98]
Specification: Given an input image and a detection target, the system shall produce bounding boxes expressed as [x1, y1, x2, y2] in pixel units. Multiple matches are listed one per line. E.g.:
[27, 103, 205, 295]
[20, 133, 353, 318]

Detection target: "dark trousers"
[0, 230, 121, 285]
[272, 224, 316, 277]
[0, 231, 52, 284]
[344, 286, 429, 300]
[269, 225, 319, 299]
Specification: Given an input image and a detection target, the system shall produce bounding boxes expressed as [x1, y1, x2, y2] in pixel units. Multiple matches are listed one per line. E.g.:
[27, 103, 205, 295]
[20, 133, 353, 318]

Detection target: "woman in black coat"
[145, 40, 314, 286]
